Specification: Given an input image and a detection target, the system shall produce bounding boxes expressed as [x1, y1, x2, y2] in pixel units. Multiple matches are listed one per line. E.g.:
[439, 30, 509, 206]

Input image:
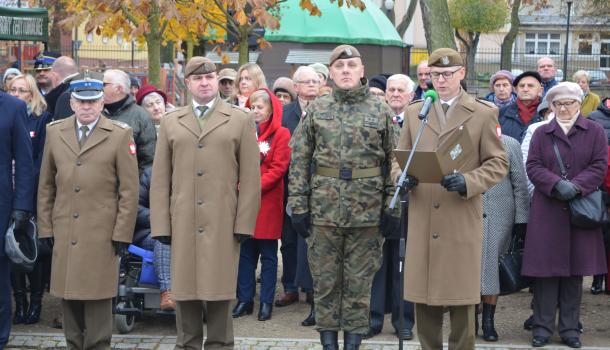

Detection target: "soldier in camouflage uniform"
[288, 45, 399, 350]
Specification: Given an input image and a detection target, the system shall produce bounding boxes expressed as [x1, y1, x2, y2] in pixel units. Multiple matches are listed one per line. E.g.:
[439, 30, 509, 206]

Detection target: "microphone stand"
[390, 113, 429, 350]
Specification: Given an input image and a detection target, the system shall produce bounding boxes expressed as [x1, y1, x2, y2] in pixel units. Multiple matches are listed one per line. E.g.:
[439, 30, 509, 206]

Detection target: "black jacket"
[498, 102, 543, 143]
[46, 74, 78, 118]
[280, 101, 302, 243]
[588, 98, 610, 144]
[133, 167, 151, 245]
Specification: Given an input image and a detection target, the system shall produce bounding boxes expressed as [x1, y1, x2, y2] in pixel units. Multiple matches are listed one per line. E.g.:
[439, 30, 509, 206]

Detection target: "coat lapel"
[80, 116, 112, 154]
[58, 116, 80, 155]
[177, 107, 201, 138]
[439, 91, 475, 140]
[199, 99, 231, 140]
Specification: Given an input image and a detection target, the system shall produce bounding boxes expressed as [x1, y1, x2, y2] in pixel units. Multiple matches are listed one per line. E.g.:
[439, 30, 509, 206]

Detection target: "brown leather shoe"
[274, 292, 298, 307]
[160, 290, 176, 311]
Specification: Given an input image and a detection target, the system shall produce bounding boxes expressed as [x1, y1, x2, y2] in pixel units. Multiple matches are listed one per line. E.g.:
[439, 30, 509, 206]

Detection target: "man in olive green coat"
[288, 45, 398, 350]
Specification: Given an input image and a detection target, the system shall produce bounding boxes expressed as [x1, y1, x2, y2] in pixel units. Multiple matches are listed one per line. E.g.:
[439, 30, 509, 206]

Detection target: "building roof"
[519, 15, 610, 27]
[285, 49, 332, 64]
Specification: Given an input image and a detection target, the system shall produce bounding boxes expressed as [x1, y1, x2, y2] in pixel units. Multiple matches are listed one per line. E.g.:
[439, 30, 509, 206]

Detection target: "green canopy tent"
[265, 0, 403, 47]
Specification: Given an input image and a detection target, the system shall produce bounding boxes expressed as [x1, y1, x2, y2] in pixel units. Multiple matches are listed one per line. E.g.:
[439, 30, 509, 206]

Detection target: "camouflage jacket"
[288, 80, 399, 228]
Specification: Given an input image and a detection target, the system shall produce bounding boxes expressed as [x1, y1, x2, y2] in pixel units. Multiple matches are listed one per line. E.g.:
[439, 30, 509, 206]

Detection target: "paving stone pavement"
[6, 333, 610, 350]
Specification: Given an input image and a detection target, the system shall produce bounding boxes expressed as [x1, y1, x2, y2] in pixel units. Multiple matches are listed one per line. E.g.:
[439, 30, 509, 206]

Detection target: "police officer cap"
[70, 78, 104, 101]
[329, 45, 361, 66]
[5, 219, 38, 272]
[428, 48, 464, 67]
[34, 52, 56, 70]
[513, 71, 542, 87]
[184, 56, 217, 78]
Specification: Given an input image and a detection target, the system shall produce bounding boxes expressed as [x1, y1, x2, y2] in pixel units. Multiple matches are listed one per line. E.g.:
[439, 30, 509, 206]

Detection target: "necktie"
[442, 103, 450, 114]
[197, 105, 209, 128]
[79, 125, 89, 148]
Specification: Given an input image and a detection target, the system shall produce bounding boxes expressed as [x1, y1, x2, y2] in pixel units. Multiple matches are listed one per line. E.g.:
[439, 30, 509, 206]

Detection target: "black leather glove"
[552, 180, 579, 201]
[292, 213, 311, 238]
[38, 237, 54, 256]
[235, 233, 250, 243]
[441, 173, 467, 196]
[380, 211, 401, 238]
[153, 236, 171, 245]
[398, 175, 419, 193]
[112, 241, 130, 257]
[11, 210, 31, 234]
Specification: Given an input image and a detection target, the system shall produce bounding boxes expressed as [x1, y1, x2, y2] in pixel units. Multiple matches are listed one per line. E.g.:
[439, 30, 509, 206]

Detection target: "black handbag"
[551, 137, 608, 229]
[499, 228, 531, 295]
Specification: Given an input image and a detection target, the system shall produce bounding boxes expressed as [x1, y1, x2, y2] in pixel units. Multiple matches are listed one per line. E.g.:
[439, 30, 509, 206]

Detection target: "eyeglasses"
[370, 91, 385, 97]
[429, 68, 462, 80]
[297, 79, 320, 85]
[8, 88, 30, 94]
[552, 100, 579, 109]
[103, 82, 115, 87]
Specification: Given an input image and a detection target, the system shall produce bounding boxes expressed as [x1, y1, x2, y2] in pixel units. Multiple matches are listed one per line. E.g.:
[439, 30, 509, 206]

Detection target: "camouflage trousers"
[307, 225, 384, 334]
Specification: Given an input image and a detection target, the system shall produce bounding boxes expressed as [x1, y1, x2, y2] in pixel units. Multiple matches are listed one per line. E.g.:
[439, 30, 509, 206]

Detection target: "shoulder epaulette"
[231, 105, 250, 113]
[110, 120, 130, 129]
[47, 119, 63, 126]
[475, 98, 496, 109]
[408, 99, 423, 105]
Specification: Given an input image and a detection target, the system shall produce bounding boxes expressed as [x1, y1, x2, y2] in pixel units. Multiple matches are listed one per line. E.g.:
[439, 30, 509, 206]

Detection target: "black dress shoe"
[591, 275, 604, 295]
[396, 328, 413, 340]
[532, 336, 550, 347]
[301, 302, 315, 326]
[562, 337, 582, 348]
[232, 301, 253, 318]
[524, 315, 534, 330]
[362, 328, 381, 339]
[25, 302, 42, 324]
[257, 303, 272, 321]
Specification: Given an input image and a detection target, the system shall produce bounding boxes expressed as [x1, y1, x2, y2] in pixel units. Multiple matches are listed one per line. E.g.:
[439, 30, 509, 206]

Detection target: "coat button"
[198, 143, 204, 149]
[71, 240, 77, 245]
[74, 186, 80, 192]
[433, 202, 440, 209]
[432, 233, 440, 239]
[197, 170, 203, 176]
[76, 160, 82, 166]
[483, 213, 487, 218]
[197, 199, 203, 205]
[73, 213, 79, 219]
[198, 227, 204, 233]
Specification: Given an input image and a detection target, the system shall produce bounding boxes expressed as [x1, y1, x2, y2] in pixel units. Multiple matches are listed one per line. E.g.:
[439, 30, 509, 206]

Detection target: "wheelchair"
[113, 244, 174, 334]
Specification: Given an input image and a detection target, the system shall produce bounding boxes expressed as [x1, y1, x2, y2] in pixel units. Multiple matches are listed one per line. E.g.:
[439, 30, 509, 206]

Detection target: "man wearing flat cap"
[498, 71, 544, 143]
[392, 47, 508, 350]
[289, 44, 398, 350]
[37, 78, 139, 349]
[150, 56, 260, 350]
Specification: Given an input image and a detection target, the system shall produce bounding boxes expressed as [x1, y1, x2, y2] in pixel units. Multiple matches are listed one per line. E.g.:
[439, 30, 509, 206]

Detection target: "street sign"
[0, 6, 48, 41]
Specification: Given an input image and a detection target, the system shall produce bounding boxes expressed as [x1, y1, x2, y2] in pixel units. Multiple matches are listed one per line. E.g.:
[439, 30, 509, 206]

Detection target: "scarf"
[556, 112, 579, 135]
[516, 97, 540, 126]
[493, 94, 516, 109]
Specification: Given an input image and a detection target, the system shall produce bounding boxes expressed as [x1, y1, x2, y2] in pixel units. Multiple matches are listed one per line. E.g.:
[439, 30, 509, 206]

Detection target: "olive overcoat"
[392, 91, 508, 305]
[150, 98, 261, 301]
[37, 116, 139, 300]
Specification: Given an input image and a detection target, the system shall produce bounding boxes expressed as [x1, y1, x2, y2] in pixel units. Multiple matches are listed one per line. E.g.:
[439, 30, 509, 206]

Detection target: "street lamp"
[380, 0, 394, 22]
[563, 1, 572, 81]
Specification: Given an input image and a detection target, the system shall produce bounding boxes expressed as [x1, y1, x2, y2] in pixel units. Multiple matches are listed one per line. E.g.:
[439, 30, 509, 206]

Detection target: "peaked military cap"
[70, 78, 104, 101]
[428, 48, 463, 67]
[184, 56, 217, 78]
[34, 52, 56, 70]
[329, 45, 361, 66]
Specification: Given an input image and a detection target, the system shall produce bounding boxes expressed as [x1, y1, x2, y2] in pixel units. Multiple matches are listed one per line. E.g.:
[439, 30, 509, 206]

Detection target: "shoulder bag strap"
[551, 135, 568, 179]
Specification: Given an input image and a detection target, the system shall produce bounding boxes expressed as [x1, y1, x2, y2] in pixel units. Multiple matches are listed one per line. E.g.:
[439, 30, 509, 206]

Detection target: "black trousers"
[532, 276, 583, 338]
[369, 238, 414, 332]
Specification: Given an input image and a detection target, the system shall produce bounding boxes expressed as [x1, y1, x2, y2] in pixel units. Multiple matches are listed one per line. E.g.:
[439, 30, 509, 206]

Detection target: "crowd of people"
[0, 47, 609, 350]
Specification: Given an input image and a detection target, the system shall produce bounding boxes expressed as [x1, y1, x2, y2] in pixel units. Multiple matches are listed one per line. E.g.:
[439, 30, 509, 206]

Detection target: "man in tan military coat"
[150, 57, 260, 350]
[392, 48, 508, 350]
[37, 78, 139, 349]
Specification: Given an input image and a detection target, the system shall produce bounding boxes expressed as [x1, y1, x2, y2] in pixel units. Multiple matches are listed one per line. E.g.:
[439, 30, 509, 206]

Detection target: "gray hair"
[104, 69, 130, 93]
[387, 74, 415, 93]
[142, 92, 165, 105]
[572, 70, 589, 83]
[292, 66, 318, 83]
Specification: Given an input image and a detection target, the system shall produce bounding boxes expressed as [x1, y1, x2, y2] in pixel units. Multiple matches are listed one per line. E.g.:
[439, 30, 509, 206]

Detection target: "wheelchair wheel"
[114, 301, 135, 334]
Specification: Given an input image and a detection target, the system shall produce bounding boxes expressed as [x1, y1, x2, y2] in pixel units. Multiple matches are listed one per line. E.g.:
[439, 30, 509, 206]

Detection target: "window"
[601, 33, 610, 69]
[577, 33, 593, 55]
[525, 33, 561, 55]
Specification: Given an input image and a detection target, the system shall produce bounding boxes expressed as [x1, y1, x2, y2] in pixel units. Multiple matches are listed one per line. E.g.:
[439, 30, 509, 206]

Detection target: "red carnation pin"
[129, 142, 136, 155]
[30, 131, 36, 138]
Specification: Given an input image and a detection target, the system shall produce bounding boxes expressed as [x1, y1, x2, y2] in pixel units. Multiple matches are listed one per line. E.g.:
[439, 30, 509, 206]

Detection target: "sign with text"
[0, 6, 48, 41]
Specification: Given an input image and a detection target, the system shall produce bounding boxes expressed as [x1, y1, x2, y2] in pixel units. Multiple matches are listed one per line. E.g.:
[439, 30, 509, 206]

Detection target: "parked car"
[586, 70, 609, 86]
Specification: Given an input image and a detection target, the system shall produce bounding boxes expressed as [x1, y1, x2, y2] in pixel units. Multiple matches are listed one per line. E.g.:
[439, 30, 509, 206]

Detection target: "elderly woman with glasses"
[7, 74, 52, 325]
[572, 70, 601, 117]
[523, 82, 608, 349]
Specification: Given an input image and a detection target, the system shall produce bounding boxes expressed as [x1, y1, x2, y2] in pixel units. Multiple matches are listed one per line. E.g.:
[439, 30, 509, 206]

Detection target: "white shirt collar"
[440, 94, 459, 106]
[192, 97, 216, 116]
[76, 117, 100, 137]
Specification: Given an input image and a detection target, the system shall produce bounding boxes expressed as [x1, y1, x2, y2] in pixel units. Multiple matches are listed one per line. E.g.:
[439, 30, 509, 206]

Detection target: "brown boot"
[274, 292, 298, 307]
[160, 290, 176, 311]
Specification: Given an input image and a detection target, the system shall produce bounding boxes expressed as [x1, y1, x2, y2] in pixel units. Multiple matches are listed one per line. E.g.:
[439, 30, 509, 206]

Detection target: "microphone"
[425, 80, 434, 91]
[418, 90, 439, 120]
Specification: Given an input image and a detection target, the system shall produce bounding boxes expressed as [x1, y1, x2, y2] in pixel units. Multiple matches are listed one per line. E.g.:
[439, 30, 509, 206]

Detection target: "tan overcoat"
[150, 98, 261, 301]
[37, 116, 139, 300]
[392, 91, 508, 305]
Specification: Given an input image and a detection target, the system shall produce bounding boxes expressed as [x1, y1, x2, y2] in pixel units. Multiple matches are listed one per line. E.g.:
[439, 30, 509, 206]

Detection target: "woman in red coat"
[233, 88, 291, 321]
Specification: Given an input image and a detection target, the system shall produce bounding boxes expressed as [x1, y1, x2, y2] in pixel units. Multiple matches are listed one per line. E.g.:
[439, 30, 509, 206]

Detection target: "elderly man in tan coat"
[37, 77, 139, 349]
[393, 48, 508, 350]
[150, 57, 261, 350]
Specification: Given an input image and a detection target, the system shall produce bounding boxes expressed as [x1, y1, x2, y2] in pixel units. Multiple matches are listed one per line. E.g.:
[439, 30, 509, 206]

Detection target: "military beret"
[513, 71, 542, 87]
[309, 63, 329, 80]
[184, 56, 217, 78]
[328, 45, 361, 66]
[545, 82, 584, 105]
[70, 78, 103, 101]
[428, 48, 463, 67]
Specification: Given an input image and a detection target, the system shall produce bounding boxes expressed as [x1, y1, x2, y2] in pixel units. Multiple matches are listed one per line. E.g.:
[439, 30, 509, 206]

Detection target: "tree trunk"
[500, 0, 521, 70]
[146, 1, 162, 88]
[420, 0, 457, 52]
[186, 39, 194, 62]
[466, 32, 480, 82]
[238, 27, 250, 66]
[397, 0, 419, 37]
[47, 0, 64, 53]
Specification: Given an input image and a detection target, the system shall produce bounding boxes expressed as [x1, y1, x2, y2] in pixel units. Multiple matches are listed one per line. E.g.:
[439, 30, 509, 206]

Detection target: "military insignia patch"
[129, 142, 136, 155]
[316, 113, 334, 120]
[363, 116, 379, 128]
[441, 56, 449, 66]
[345, 48, 352, 56]
[496, 124, 502, 139]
